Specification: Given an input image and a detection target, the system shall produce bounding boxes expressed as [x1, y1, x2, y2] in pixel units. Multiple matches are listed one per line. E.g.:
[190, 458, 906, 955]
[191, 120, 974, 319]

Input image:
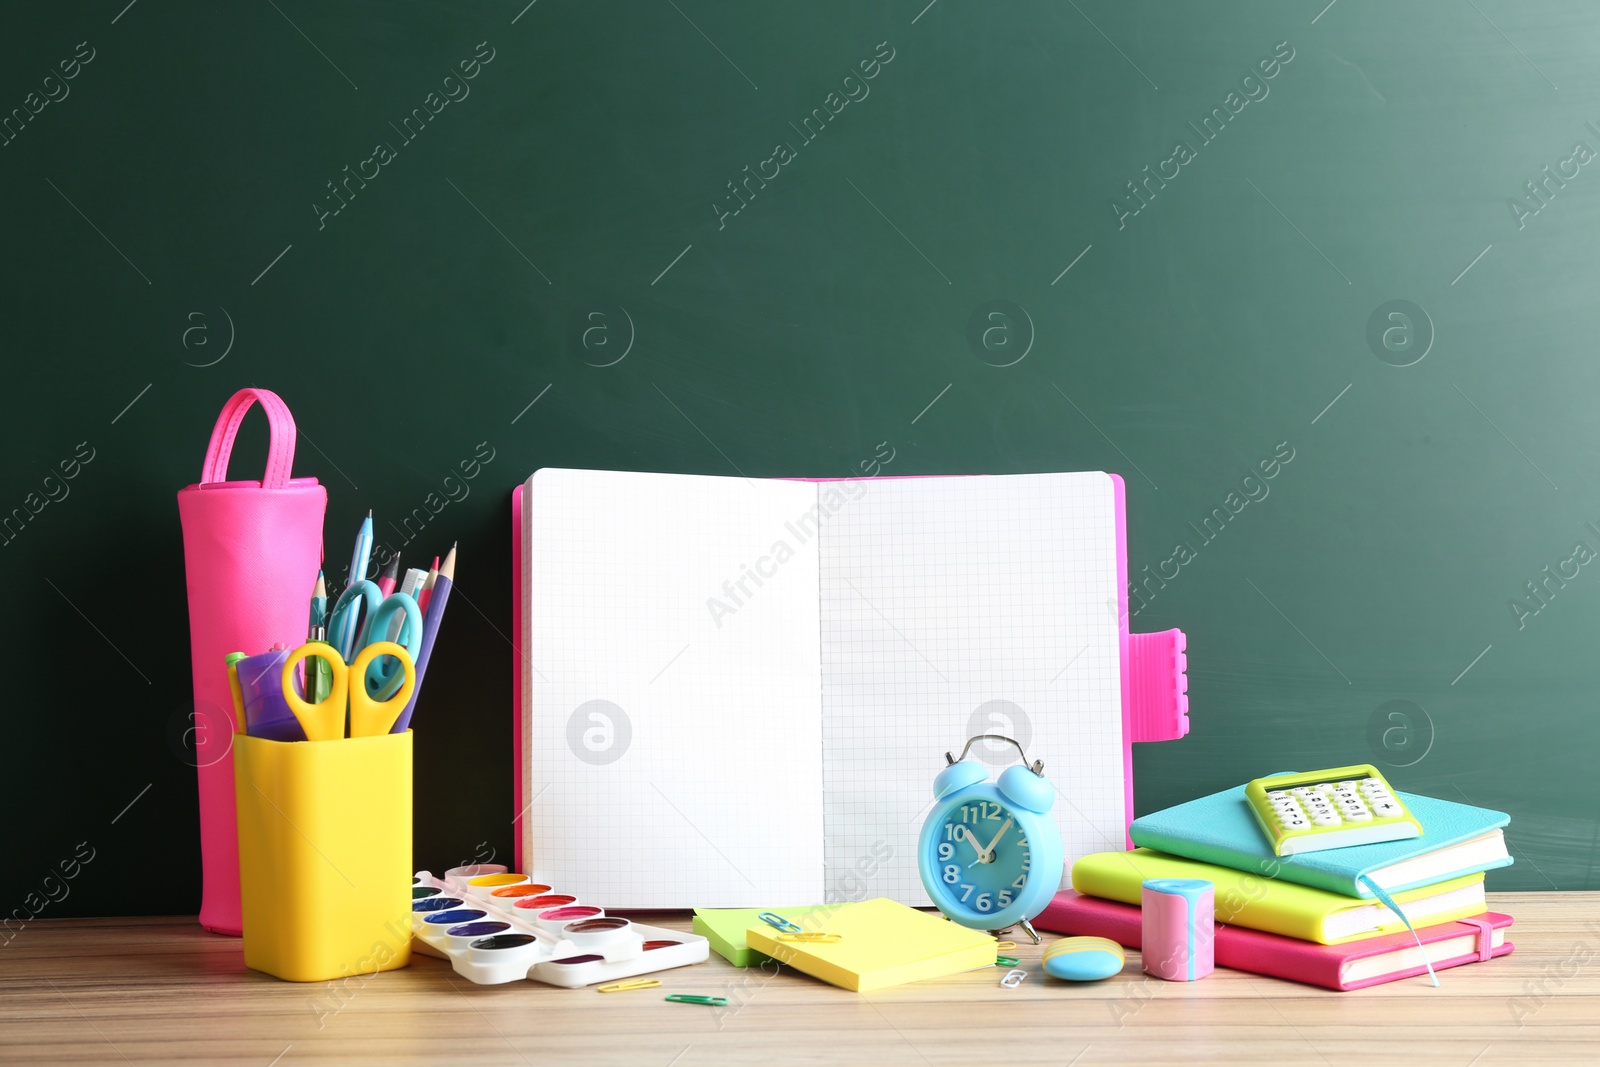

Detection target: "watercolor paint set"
[410, 864, 710, 988]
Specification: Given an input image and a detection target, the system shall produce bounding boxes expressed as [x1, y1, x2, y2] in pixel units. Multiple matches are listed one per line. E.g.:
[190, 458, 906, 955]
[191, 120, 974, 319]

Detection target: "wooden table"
[4, 893, 1597, 1065]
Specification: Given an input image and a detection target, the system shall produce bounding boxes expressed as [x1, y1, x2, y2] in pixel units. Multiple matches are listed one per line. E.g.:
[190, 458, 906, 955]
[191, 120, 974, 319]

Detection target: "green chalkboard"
[3, 1, 1596, 921]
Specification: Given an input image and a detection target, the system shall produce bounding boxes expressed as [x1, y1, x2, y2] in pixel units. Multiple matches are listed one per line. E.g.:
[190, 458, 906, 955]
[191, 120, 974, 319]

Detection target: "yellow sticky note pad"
[745, 898, 997, 992]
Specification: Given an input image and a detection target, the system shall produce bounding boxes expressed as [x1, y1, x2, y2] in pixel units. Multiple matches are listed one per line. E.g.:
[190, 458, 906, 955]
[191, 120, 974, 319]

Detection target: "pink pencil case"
[177, 388, 326, 935]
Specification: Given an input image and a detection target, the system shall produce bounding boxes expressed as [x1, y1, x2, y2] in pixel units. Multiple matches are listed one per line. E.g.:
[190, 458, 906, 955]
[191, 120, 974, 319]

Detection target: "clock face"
[928, 797, 1032, 919]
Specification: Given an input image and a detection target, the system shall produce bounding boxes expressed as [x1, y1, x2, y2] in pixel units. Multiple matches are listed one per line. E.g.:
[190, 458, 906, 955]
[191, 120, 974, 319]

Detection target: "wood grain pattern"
[3, 893, 1597, 1066]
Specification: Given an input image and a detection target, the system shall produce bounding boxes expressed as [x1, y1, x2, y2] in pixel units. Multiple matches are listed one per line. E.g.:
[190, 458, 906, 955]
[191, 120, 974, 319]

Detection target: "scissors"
[327, 581, 423, 699]
[280, 641, 416, 741]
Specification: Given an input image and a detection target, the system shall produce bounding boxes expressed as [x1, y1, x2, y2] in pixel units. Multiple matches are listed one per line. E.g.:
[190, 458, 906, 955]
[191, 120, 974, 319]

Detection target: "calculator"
[1244, 765, 1422, 856]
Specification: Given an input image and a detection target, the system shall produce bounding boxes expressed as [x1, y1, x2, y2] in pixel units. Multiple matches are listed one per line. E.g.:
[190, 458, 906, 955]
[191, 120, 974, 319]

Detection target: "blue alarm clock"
[917, 735, 1064, 942]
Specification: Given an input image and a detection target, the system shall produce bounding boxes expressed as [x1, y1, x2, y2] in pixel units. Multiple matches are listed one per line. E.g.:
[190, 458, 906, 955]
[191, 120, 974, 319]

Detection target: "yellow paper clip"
[996, 941, 1017, 951]
[598, 978, 662, 994]
[778, 932, 843, 943]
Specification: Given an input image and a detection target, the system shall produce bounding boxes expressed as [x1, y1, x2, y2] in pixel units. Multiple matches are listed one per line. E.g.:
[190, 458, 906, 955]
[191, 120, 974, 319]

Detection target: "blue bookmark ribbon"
[1359, 874, 1440, 988]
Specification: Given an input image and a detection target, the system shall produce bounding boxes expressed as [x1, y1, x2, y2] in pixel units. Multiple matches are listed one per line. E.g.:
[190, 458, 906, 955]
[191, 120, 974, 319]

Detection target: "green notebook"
[693, 906, 832, 967]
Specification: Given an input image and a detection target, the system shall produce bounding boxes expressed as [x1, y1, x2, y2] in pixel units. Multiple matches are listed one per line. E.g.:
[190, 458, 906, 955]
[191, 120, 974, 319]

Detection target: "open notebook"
[516, 468, 1147, 908]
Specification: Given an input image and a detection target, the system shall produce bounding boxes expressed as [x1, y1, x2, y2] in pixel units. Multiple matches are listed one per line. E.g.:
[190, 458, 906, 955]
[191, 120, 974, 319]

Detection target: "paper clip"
[778, 932, 843, 943]
[996, 955, 1020, 967]
[996, 941, 1017, 951]
[598, 978, 662, 994]
[665, 994, 729, 1006]
[1000, 968, 1028, 988]
[757, 911, 803, 934]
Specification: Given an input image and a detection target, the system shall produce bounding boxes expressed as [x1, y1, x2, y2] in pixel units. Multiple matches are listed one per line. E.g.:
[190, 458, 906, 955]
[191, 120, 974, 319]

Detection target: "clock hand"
[978, 817, 1013, 863]
[954, 825, 985, 865]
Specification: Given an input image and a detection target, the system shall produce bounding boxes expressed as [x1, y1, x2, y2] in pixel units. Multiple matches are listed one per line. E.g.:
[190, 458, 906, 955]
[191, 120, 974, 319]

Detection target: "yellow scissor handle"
[281, 643, 349, 742]
[348, 641, 414, 738]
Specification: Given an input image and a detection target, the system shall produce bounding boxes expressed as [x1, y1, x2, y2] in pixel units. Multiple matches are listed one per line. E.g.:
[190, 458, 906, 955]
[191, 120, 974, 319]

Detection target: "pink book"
[1036, 890, 1514, 991]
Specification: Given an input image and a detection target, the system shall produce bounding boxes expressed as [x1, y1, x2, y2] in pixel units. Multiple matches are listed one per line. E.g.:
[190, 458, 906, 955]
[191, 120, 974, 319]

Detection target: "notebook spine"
[511, 483, 526, 873]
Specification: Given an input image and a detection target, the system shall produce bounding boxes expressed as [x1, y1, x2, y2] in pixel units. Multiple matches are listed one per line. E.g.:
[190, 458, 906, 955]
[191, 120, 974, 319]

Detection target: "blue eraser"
[1042, 936, 1125, 982]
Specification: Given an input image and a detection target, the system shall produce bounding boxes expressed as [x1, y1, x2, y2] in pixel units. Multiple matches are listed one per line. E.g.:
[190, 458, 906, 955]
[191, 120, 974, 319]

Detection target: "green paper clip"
[757, 911, 803, 934]
[996, 955, 1020, 967]
[665, 994, 729, 1006]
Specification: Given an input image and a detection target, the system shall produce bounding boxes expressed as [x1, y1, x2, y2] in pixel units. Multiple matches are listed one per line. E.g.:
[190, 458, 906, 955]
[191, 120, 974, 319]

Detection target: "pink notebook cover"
[1036, 890, 1514, 991]
[510, 472, 1190, 870]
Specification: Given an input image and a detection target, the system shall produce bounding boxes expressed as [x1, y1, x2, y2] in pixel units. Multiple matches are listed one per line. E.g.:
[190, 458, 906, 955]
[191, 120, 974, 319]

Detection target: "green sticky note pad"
[691, 907, 831, 967]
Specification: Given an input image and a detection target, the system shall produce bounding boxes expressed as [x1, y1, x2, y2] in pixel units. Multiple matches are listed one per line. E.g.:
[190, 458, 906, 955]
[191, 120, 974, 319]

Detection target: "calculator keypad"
[1267, 778, 1395, 832]
[1360, 778, 1404, 817]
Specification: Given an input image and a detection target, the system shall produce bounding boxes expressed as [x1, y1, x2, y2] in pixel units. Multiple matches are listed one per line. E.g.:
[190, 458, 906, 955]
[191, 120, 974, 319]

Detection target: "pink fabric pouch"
[177, 388, 326, 935]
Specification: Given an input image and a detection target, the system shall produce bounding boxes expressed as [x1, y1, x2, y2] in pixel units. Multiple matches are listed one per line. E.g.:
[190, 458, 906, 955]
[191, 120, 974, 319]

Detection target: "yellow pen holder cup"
[234, 729, 413, 982]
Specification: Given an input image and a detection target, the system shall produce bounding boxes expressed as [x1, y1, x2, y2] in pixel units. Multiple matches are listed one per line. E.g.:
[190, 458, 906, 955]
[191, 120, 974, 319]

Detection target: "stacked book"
[1037, 783, 1514, 990]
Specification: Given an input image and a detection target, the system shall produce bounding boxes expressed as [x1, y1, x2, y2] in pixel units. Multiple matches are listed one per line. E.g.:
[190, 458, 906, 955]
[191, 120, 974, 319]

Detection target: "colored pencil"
[308, 571, 328, 636]
[417, 555, 441, 613]
[393, 543, 454, 732]
[307, 572, 332, 703]
[376, 555, 400, 597]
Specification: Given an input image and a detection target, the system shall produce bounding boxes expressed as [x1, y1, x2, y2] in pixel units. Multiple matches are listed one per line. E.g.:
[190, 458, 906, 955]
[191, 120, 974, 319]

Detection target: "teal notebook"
[1129, 783, 1511, 899]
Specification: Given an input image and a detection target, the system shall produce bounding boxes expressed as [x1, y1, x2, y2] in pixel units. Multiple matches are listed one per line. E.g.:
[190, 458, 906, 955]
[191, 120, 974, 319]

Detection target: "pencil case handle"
[200, 387, 298, 489]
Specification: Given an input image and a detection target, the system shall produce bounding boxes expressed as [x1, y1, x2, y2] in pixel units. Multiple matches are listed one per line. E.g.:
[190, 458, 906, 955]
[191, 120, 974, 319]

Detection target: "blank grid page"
[523, 469, 825, 907]
[819, 473, 1127, 904]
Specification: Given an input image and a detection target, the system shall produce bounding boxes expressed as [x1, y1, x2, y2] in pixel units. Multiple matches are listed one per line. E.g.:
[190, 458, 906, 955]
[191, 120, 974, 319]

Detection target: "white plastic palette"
[410, 864, 709, 988]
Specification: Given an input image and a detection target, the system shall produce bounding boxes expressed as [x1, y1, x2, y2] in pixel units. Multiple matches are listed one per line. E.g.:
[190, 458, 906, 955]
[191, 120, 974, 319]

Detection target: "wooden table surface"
[4, 893, 1598, 1066]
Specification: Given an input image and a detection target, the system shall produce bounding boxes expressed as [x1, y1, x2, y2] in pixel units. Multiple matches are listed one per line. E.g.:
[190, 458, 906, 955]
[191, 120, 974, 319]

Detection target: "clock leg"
[987, 919, 1044, 944]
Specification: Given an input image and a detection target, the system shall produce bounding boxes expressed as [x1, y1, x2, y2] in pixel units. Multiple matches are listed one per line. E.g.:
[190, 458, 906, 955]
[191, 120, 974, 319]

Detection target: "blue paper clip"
[757, 911, 803, 934]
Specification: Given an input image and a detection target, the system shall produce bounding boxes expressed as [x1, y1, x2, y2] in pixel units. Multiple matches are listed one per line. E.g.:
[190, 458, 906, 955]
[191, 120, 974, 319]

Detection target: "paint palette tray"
[410, 864, 709, 988]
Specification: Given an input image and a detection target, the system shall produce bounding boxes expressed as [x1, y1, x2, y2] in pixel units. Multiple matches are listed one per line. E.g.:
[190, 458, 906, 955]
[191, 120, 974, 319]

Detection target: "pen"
[392, 542, 453, 732]
[337, 511, 373, 655]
